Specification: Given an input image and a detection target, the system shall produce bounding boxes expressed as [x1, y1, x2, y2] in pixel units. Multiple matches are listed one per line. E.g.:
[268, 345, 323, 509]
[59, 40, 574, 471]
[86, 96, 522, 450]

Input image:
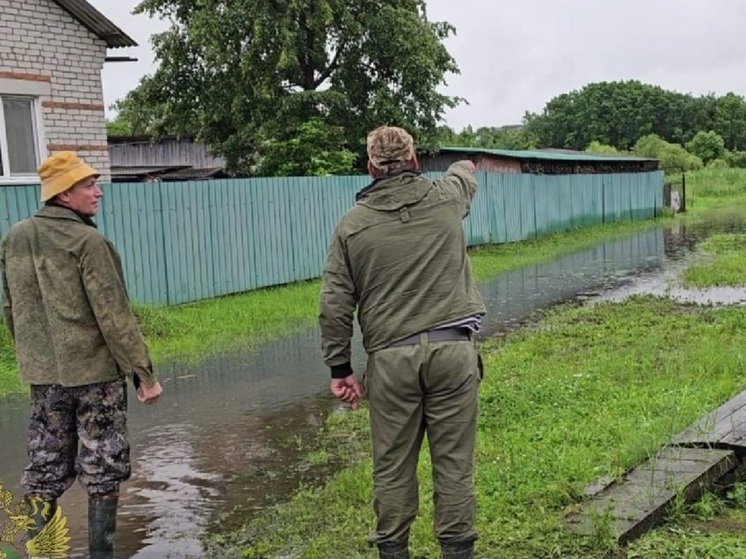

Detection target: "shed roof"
[437, 146, 657, 163]
[51, 0, 137, 48]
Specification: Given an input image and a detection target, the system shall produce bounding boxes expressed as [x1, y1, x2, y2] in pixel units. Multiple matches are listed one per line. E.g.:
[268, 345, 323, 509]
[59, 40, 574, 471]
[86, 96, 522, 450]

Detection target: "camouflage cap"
[366, 126, 415, 168]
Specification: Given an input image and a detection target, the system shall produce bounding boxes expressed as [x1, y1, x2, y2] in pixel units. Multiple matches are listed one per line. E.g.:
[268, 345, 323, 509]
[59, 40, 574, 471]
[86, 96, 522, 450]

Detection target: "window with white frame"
[0, 94, 44, 182]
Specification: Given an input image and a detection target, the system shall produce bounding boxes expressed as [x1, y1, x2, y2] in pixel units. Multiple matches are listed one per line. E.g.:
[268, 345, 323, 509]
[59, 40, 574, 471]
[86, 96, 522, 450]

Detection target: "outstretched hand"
[330, 375, 363, 410]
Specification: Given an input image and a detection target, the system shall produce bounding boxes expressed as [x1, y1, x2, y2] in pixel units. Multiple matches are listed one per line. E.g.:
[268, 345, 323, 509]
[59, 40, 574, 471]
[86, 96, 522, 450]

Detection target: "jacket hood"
[355, 171, 432, 211]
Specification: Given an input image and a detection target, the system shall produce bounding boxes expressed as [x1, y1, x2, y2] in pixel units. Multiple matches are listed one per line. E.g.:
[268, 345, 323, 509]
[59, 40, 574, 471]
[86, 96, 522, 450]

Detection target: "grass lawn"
[210, 296, 746, 558]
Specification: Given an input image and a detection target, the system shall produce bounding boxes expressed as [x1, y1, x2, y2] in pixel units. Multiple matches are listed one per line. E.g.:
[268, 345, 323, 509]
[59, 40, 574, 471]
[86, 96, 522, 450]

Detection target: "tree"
[256, 118, 356, 176]
[586, 141, 619, 154]
[685, 131, 726, 165]
[523, 80, 746, 152]
[633, 134, 702, 174]
[106, 75, 190, 137]
[127, 0, 462, 175]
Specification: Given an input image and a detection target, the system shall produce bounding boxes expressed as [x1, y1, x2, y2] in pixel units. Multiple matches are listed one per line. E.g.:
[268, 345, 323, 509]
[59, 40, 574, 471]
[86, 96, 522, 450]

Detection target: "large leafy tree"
[124, 0, 462, 175]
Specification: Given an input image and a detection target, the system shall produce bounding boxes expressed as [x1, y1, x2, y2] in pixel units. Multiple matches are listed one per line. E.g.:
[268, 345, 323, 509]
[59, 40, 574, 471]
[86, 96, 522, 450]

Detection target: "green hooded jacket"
[319, 161, 486, 376]
[1, 205, 156, 388]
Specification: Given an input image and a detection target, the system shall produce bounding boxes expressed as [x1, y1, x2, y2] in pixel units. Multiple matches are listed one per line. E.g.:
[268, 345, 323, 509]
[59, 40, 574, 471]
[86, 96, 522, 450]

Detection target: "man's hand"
[330, 375, 363, 410]
[137, 381, 163, 404]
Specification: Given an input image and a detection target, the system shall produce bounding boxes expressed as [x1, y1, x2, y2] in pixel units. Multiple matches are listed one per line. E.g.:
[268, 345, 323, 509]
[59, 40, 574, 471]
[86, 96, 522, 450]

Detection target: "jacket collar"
[35, 203, 97, 228]
[356, 170, 423, 202]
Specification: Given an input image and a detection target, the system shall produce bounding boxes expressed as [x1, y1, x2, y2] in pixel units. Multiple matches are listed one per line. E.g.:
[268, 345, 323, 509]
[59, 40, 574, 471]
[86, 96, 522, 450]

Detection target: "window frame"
[0, 93, 46, 185]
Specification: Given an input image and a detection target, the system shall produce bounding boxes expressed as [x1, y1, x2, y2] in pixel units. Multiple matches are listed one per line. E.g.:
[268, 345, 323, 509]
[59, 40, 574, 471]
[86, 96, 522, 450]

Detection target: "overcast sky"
[89, 0, 746, 130]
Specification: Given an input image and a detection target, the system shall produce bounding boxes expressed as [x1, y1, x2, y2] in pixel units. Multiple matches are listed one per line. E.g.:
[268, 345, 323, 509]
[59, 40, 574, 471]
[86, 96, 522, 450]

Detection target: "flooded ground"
[1, 219, 744, 557]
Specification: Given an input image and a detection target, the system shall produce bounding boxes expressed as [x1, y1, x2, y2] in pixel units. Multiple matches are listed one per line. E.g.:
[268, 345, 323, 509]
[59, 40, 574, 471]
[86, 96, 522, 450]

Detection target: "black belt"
[389, 327, 472, 347]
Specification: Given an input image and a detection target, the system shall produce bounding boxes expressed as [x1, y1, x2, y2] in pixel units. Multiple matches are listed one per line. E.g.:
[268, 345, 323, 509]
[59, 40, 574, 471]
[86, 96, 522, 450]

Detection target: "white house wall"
[0, 0, 111, 180]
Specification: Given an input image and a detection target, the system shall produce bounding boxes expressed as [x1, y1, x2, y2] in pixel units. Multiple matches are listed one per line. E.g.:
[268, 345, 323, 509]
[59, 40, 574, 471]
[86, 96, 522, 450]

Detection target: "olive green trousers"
[364, 333, 480, 547]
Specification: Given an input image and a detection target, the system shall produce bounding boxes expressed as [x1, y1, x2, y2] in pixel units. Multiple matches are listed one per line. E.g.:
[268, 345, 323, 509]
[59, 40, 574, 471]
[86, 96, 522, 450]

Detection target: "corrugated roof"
[110, 166, 182, 176]
[51, 0, 137, 48]
[159, 167, 228, 181]
[437, 146, 657, 163]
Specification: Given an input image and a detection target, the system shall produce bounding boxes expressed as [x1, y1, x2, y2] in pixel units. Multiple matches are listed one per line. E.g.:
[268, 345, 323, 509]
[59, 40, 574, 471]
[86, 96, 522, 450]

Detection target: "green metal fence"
[0, 170, 664, 305]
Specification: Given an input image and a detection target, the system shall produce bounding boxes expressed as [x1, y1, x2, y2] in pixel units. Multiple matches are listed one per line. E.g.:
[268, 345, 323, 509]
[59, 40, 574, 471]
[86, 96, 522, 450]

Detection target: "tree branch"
[314, 40, 345, 88]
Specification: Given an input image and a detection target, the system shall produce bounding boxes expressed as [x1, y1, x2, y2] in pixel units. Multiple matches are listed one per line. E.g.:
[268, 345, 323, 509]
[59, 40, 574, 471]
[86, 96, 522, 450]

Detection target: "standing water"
[0, 220, 742, 557]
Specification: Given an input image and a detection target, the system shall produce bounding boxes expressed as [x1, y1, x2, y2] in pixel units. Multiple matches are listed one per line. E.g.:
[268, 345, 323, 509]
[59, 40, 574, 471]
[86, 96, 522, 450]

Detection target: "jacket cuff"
[131, 367, 157, 388]
[330, 363, 353, 379]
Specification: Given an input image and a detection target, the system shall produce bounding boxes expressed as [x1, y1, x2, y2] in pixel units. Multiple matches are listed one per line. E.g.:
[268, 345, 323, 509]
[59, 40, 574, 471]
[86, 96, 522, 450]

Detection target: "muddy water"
[0, 221, 740, 557]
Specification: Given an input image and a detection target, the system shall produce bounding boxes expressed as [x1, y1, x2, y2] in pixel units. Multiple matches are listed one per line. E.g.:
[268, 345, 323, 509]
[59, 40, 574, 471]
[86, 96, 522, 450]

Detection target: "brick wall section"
[0, 0, 111, 180]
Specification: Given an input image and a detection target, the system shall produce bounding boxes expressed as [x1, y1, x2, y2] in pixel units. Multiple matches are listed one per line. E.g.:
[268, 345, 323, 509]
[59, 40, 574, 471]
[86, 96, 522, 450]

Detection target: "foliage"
[586, 140, 619, 154]
[437, 124, 536, 150]
[256, 118, 357, 176]
[726, 150, 746, 169]
[105, 75, 187, 138]
[124, 0, 462, 175]
[686, 131, 726, 165]
[632, 134, 703, 173]
[524, 80, 746, 152]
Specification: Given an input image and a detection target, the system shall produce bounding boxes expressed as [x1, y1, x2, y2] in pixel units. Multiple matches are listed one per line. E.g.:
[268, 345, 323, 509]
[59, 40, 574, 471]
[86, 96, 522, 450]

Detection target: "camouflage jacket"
[319, 161, 486, 374]
[1, 205, 156, 387]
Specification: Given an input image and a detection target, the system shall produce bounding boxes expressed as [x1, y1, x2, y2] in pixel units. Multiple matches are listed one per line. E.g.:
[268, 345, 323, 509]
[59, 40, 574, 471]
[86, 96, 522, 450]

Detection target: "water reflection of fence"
[0, 170, 664, 306]
[478, 229, 666, 336]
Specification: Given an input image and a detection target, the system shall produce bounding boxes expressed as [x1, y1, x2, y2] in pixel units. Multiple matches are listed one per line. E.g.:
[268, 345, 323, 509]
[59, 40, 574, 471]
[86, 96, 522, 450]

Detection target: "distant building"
[0, 0, 136, 184]
[418, 147, 659, 175]
[108, 135, 230, 182]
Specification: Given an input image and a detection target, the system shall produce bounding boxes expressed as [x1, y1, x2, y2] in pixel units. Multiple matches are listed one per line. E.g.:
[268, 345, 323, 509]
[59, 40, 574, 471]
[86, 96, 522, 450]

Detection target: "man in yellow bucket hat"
[1, 151, 163, 558]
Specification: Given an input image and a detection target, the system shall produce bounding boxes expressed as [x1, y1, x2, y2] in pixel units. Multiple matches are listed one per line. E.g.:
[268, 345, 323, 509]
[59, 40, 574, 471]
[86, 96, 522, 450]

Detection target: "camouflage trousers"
[22, 378, 131, 500]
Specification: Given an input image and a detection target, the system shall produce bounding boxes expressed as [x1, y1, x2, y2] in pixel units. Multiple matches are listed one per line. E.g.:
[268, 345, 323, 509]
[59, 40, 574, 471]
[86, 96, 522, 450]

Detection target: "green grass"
[209, 296, 746, 558]
[683, 233, 746, 287]
[683, 168, 746, 215]
[685, 168, 746, 200]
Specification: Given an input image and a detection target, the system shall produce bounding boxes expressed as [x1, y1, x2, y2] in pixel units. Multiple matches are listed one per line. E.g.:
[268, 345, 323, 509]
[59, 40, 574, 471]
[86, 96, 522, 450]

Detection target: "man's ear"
[367, 160, 377, 178]
[411, 154, 420, 171]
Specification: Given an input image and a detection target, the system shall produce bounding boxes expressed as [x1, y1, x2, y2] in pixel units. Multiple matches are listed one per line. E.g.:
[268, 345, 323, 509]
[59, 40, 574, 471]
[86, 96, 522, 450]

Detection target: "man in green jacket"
[319, 126, 486, 559]
[1, 152, 163, 558]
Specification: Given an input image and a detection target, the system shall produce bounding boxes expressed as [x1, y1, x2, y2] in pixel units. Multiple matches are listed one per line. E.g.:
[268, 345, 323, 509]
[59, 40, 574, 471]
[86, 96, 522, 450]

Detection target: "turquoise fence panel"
[533, 175, 551, 237]
[97, 182, 169, 305]
[484, 172, 507, 244]
[502, 175, 522, 242]
[558, 175, 574, 229]
[519, 175, 537, 240]
[633, 174, 646, 220]
[570, 175, 600, 227]
[603, 174, 624, 222]
[464, 170, 492, 245]
[1, 170, 665, 306]
[0, 185, 38, 230]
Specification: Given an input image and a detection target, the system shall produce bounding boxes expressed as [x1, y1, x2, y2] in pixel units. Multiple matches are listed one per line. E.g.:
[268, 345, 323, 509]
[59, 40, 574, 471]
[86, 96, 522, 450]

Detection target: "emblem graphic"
[0, 480, 70, 559]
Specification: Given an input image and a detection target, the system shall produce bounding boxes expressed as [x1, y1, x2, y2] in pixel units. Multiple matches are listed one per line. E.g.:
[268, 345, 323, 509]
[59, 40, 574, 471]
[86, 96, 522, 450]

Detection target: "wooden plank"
[672, 390, 746, 445]
[566, 447, 737, 546]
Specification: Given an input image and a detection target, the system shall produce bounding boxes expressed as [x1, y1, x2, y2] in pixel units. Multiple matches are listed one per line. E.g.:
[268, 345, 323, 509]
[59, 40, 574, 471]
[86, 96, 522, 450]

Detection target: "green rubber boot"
[88, 496, 118, 559]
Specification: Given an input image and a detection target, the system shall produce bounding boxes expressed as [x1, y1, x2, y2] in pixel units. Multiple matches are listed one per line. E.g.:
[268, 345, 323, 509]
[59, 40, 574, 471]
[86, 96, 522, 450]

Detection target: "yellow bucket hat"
[39, 151, 99, 202]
